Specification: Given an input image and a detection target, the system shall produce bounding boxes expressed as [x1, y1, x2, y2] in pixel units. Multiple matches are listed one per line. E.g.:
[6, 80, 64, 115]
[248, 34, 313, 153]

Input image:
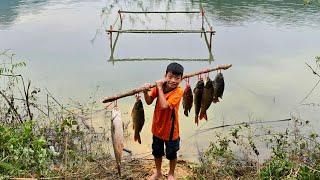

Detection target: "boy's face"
[164, 72, 182, 90]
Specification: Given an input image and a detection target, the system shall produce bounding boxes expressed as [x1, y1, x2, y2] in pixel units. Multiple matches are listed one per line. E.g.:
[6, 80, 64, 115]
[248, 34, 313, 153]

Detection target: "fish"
[182, 83, 193, 117]
[199, 77, 214, 120]
[131, 97, 145, 144]
[111, 107, 124, 176]
[193, 79, 204, 125]
[213, 72, 225, 103]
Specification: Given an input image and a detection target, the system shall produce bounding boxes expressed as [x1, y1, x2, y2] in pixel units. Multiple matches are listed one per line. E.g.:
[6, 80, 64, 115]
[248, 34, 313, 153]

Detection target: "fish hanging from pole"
[111, 106, 124, 176]
[213, 72, 225, 103]
[131, 94, 145, 144]
[193, 77, 204, 125]
[183, 78, 193, 117]
[199, 76, 214, 120]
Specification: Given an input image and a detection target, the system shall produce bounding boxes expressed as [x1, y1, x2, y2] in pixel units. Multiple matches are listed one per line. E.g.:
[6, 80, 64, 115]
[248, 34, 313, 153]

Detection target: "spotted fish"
[193, 79, 204, 125]
[131, 97, 145, 144]
[183, 83, 193, 117]
[213, 72, 225, 103]
[199, 77, 214, 120]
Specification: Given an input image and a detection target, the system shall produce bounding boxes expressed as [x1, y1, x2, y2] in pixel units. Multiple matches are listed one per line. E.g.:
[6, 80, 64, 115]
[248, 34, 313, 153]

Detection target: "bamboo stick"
[102, 64, 232, 103]
[106, 29, 216, 34]
[119, 10, 200, 14]
[109, 57, 213, 62]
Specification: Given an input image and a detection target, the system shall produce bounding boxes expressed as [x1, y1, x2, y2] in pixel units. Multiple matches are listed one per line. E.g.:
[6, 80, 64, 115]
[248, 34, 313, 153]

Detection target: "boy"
[143, 62, 184, 180]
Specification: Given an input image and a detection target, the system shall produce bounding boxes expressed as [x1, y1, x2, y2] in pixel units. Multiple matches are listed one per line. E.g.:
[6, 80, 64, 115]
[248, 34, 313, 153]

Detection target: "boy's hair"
[166, 62, 184, 77]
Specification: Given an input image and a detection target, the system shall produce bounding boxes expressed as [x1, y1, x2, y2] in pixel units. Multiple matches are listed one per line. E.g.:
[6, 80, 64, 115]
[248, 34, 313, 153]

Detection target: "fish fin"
[134, 133, 141, 144]
[195, 116, 199, 126]
[199, 110, 204, 120]
[204, 113, 208, 121]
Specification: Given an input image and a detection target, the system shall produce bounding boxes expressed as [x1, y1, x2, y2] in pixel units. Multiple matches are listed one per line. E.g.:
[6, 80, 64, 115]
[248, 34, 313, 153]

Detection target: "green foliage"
[315, 56, 320, 68]
[303, 0, 320, 5]
[191, 118, 320, 179]
[192, 126, 257, 179]
[0, 51, 26, 76]
[0, 121, 52, 177]
[259, 120, 320, 179]
[0, 51, 110, 178]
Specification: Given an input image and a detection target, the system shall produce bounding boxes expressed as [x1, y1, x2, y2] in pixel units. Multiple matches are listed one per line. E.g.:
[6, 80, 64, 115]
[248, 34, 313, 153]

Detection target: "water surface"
[1, 0, 320, 161]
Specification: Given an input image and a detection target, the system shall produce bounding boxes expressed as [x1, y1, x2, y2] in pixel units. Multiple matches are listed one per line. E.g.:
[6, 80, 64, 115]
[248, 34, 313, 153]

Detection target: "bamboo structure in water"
[107, 7, 215, 63]
[119, 10, 201, 14]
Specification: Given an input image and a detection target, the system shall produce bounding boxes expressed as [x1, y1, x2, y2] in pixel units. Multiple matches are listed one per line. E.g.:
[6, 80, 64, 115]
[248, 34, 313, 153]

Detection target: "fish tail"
[184, 109, 189, 117]
[134, 132, 141, 144]
[199, 110, 208, 121]
[199, 109, 204, 120]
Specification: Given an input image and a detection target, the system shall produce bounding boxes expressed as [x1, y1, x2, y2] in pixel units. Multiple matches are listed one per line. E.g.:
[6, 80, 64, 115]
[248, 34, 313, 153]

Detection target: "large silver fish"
[213, 72, 225, 103]
[131, 97, 145, 144]
[111, 107, 124, 176]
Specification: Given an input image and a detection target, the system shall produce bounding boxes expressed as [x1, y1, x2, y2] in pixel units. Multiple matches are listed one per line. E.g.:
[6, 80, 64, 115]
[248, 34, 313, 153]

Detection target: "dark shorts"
[152, 135, 180, 160]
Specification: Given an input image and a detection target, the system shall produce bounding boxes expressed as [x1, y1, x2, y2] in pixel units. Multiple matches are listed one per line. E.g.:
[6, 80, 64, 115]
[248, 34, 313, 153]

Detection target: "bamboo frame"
[109, 58, 213, 62]
[101, 64, 232, 103]
[107, 29, 215, 34]
[119, 10, 200, 14]
[107, 8, 215, 63]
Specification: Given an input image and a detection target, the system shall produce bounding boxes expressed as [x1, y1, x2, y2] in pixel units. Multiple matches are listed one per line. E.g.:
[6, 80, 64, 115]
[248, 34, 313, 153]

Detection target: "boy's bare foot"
[148, 170, 162, 180]
[167, 174, 175, 180]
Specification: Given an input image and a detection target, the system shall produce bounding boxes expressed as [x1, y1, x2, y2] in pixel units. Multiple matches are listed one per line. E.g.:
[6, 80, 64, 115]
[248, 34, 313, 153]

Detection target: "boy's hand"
[155, 79, 166, 90]
[142, 83, 152, 93]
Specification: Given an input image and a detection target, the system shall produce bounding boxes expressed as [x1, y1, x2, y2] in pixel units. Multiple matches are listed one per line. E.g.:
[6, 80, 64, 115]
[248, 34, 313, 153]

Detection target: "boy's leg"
[165, 137, 180, 179]
[149, 135, 165, 180]
[154, 157, 163, 174]
[168, 159, 177, 180]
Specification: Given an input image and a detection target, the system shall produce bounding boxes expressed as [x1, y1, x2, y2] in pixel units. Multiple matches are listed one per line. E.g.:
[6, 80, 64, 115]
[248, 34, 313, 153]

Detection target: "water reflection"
[195, 0, 320, 27]
[104, 0, 320, 28]
[0, 0, 50, 28]
[2, 0, 320, 29]
[0, 0, 101, 29]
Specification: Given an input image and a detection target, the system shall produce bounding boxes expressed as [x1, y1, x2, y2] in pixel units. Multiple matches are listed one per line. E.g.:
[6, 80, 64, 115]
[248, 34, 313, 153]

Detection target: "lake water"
[1, 0, 320, 161]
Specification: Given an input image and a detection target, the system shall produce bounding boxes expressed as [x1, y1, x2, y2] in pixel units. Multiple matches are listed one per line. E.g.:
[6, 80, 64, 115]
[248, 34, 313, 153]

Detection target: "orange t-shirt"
[149, 86, 183, 141]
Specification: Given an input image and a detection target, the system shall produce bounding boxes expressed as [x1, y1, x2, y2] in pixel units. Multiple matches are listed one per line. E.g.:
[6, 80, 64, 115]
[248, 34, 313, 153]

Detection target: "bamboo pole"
[119, 10, 200, 14]
[108, 57, 213, 62]
[109, 25, 113, 49]
[118, 10, 123, 26]
[106, 29, 215, 34]
[209, 26, 214, 50]
[109, 16, 123, 64]
[102, 64, 232, 103]
[202, 27, 213, 60]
